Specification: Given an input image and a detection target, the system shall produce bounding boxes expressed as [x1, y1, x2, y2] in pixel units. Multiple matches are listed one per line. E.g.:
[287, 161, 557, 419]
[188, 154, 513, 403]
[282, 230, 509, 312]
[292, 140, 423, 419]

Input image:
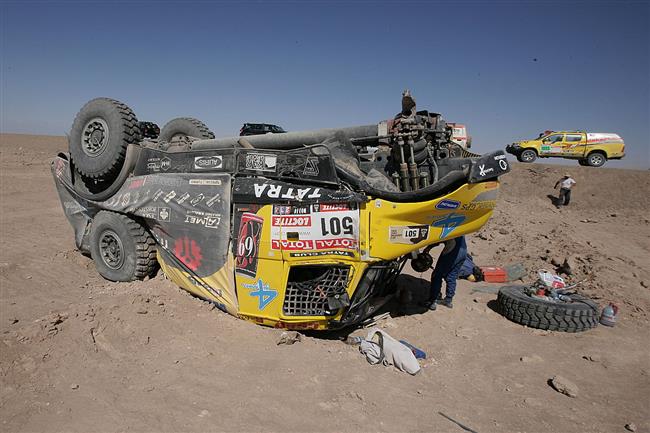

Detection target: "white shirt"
[560, 178, 576, 189]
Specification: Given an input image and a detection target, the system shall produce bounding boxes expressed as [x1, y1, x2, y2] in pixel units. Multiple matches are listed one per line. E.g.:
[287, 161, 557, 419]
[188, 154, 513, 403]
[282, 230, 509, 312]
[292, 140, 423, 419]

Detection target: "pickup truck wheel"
[586, 152, 606, 167]
[159, 117, 215, 143]
[69, 98, 141, 180]
[517, 149, 537, 163]
[497, 285, 599, 332]
[90, 211, 158, 282]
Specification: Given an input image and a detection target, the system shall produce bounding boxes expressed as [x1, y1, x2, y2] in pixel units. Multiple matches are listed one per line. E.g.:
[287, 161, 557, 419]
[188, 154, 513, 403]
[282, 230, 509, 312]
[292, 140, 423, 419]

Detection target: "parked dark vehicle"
[138, 121, 160, 139]
[240, 123, 286, 136]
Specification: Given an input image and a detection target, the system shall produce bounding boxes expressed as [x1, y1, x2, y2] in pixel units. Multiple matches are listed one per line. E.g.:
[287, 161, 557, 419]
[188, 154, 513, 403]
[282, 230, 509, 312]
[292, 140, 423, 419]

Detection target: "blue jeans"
[429, 237, 467, 302]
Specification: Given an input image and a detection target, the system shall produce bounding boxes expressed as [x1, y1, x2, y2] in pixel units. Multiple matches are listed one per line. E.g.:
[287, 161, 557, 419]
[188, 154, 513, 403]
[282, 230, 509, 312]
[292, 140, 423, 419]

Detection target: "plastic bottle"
[600, 303, 619, 327]
[399, 340, 427, 359]
[344, 336, 364, 345]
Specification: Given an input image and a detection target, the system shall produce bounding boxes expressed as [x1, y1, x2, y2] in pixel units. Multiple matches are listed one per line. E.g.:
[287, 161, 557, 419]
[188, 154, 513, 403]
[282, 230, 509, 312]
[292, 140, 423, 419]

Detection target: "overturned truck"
[52, 93, 509, 330]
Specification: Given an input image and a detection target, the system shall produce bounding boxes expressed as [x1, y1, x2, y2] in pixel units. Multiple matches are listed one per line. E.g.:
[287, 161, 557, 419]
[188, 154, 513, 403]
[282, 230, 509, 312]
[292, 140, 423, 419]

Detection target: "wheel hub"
[99, 230, 124, 269]
[82, 118, 110, 156]
[591, 155, 603, 164]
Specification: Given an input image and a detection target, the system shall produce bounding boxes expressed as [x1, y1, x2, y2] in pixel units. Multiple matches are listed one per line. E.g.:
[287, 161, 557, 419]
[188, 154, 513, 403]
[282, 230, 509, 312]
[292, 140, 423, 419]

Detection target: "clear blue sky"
[1, 1, 648, 168]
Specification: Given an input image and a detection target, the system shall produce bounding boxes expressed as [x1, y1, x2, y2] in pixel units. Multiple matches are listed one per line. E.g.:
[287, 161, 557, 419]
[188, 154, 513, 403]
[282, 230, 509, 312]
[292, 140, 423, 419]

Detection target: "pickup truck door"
[540, 134, 564, 156]
[562, 133, 586, 157]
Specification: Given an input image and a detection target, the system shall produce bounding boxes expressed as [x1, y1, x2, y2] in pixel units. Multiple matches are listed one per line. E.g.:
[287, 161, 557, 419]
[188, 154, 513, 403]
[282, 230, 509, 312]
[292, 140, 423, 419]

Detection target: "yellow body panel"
[159, 180, 500, 330]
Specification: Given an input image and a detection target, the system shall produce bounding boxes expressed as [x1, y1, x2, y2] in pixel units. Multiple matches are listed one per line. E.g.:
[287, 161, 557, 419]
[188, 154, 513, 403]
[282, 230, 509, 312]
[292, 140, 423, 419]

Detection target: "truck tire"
[497, 285, 599, 332]
[586, 152, 606, 167]
[159, 117, 215, 143]
[69, 98, 141, 180]
[517, 149, 537, 163]
[90, 211, 158, 282]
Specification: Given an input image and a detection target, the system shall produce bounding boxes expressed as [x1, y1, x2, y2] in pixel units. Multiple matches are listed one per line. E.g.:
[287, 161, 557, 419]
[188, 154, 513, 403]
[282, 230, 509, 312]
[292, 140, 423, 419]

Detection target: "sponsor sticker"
[270, 202, 359, 251]
[242, 279, 278, 310]
[389, 225, 430, 244]
[478, 164, 494, 177]
[272, 215, 311, 226]
[290, 250, 355, 258]
[273, 204, 310, 215]
[189, 179, 222, 186]
[245, 153, 277, 172]
[184, 210, 221, 229]
[254, 183, 321, 200]
[173, 236, 203, 271]
[303, 157, 319, 176]
[235, 213, 263, 278]
[194, 155, 223, 170]
[435, 199, 460, 210]
[432, 212, 466, 240]
[146, 157, 171, 172]
[461, 200, 496, 211]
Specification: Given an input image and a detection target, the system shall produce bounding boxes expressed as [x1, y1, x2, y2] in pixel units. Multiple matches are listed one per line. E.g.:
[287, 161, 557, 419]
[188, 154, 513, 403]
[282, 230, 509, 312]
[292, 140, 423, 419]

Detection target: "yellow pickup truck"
[506, 131, 625, 167]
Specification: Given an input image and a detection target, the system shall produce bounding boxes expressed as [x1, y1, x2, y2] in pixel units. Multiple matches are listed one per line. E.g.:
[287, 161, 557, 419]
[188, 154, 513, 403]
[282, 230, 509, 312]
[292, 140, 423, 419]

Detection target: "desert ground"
[1, 133, 649, 433]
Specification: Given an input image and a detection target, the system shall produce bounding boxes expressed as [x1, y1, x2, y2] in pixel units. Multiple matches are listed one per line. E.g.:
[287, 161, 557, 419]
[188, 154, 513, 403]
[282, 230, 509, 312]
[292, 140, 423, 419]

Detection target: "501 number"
[320, 216, 354, 236]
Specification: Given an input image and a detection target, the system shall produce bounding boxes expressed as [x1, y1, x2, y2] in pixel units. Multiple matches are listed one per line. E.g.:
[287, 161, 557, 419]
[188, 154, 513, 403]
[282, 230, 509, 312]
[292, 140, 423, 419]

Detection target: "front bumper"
[505, 144, 521, 155]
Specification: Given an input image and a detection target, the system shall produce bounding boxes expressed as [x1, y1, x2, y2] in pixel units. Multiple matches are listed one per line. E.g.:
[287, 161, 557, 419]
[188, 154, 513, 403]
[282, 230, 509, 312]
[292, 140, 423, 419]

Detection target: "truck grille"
[283, 266, 351, 316]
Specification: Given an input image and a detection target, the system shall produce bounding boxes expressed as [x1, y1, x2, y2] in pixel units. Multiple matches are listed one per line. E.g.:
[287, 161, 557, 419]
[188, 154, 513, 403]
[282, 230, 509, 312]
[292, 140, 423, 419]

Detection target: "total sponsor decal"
[184, 210, 221, 229]
[271, 238, 357, 251]
[290, 250, 355, 258]
[242, 279, 277, 310]
[432, 212, 466, 240]
[194, 155, 223, 170]
[435, 199, 460, 210]
[389, 225, 429, 244]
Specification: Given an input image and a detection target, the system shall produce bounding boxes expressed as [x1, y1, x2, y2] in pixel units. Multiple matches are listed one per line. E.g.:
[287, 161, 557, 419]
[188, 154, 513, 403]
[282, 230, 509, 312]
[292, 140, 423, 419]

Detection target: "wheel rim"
[82, 117, 110, 156]
[590, 154, 603, 165]
[99, 229, 125, 269]
[522, 151, 535, 162]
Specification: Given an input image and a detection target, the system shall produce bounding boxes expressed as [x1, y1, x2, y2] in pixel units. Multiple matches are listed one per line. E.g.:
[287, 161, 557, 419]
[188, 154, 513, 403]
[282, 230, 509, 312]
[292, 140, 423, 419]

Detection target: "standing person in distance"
[554, 174, 576, 208]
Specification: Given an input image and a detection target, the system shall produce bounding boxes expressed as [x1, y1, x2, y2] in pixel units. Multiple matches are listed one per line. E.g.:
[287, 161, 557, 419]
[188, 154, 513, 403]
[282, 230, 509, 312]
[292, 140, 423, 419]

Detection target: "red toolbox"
[480, 266, 508, 283]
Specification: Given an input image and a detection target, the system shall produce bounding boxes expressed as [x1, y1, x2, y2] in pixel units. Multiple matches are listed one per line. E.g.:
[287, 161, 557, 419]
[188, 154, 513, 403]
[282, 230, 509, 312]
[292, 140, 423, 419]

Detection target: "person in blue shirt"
[425, 236, 467, 310]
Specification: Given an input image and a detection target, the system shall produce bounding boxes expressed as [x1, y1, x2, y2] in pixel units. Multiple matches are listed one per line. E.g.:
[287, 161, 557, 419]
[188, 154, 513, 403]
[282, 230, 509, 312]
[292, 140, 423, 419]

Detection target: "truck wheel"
[517, 149, 537, 163]
[497, 285, 599, 332]
[586, 152, 606, 167]
[69, 98, 141, 180]
[90, 211, 158, 282]
[159, 117, 215, 143]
